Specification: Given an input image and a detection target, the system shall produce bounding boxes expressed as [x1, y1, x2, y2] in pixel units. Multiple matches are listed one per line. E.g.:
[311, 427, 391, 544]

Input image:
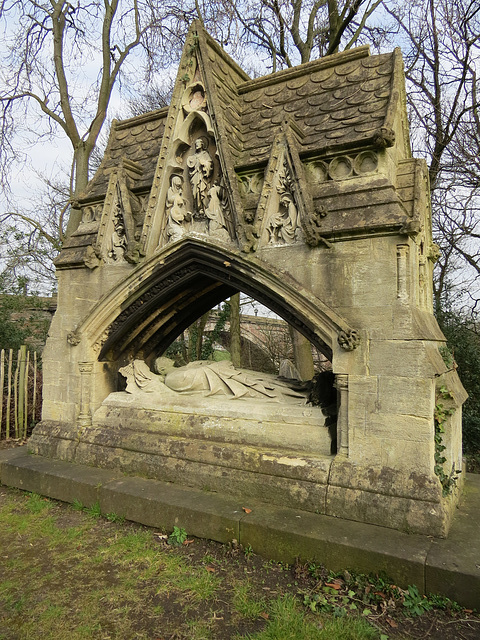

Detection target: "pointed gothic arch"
[78, 236, 351, 365]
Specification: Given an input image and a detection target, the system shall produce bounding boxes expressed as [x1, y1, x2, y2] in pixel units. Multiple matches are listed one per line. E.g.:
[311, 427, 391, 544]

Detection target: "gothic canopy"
[57, 20, 414, 270]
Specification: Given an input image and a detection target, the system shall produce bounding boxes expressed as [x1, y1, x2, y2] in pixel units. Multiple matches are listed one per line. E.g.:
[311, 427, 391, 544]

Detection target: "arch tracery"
[75, 237, 351, 364]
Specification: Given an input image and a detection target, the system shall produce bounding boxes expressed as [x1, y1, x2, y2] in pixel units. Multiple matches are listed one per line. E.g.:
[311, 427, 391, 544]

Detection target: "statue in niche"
[267, 188, 298, 245]
[205, 181, 230, 241]
[119, 357, 309, 404]
[242, 210, 259, 252]
[187, 137, 214, 217]
[106, 204, 127, 261]
[166, 175, 191, 242]
[81, 203, 102, 225]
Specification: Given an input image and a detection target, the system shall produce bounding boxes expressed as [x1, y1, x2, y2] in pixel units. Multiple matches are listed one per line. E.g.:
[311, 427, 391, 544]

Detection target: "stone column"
[418, 256, 427, 309]
[289, 327, 315, 381]
[77, 362, 94, 427]
[396, 244, 409, 302]
[335, 374, 349, 457]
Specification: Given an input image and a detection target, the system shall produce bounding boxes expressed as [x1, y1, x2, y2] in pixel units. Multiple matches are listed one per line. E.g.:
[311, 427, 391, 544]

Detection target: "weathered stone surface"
[29, 420, 332, 513]
[425, 474, 480, 609]
[0, 449, 118, 507]
[4, 449, 480, 608]
[95, 391, 331, 454]
[33, 21, 467, 539]
[240, 504, 430, 590]
[99, 476, 241, 544]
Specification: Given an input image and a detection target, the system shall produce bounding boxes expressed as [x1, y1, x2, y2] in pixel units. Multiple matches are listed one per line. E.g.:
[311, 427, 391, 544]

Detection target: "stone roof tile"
[80, 39, 399, 200]
[234, 49, 395, 165]
[79, 110, 167, 201]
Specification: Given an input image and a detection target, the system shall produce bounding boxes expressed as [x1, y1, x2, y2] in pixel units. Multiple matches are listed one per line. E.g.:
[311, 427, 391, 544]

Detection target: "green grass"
[0, 487, 473, 640]
[233, 582, 268, 619]
[234, 595, 380, 640]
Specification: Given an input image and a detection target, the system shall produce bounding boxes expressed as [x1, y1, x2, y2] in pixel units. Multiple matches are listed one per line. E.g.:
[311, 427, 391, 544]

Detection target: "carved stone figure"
[187, 138, 214, 216]
[106, 204, 127, 261]
[166, 175, 191, 242]
[267, 190, 298, 245]
[205, 181, 230, 241]
[119, 358, 309, 404]
[241, 210, 259, 252]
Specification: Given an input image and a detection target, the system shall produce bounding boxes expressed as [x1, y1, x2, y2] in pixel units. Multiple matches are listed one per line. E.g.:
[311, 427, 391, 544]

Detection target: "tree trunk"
[229, 293, 241, 367]
[289, 327, 315, 381]
[195, 312, 211, 360]
[65, 143, 91, 237]
[327, 0, 340, 53]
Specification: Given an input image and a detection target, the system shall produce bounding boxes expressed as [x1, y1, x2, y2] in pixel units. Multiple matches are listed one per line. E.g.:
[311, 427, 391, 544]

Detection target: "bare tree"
[0, 1, 186, 233]
[0, 171, 69, 293]
[385, 0, 480, 312]
[208, 0, 385, 72]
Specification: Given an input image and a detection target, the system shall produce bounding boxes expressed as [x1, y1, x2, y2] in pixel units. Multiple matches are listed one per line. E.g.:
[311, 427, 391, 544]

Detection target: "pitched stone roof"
[236, 48, 399, 166]
[82, 108, 168, 202]
[79, 31, 401, 205]
[59, 23, 411, 268]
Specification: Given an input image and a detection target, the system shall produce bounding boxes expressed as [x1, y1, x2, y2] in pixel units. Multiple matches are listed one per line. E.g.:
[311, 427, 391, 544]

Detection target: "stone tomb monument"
[30, 22, 467, 537]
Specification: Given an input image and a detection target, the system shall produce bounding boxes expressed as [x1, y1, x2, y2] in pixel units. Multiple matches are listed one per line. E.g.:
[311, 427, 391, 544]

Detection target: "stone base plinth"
[28, 394, 455, 537]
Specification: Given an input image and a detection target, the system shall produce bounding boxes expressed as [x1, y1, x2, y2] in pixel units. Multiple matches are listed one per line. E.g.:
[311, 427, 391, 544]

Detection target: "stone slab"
[425, 473, 480, 610]
[0, 448, 119, 508]
[1, 448, 480, 609]
[99, 476, 242, 544]
[94, 393, 331, 454]
[240, 504, 430, 590]
[0, 446, 25, 466]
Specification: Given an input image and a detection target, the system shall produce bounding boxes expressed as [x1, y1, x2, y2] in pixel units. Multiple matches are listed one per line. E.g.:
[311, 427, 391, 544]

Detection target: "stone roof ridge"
[193, 22, 248, 246]
[238, 44, 371, 94]
[196, 21, 250, 84]
[370, 47, 403, 149]
[114, 106, 169, 131]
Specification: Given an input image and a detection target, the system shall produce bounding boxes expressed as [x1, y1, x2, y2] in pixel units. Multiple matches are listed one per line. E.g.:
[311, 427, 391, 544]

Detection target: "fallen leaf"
[325, 582, 342, 590]
[242, 507, 252, 514]
[386, 617, 398, 628]
[153, 532, 168, 540]
[206, 566, 216, 573]
[259, 612, 269, 620]
[183, 539, 195, 545]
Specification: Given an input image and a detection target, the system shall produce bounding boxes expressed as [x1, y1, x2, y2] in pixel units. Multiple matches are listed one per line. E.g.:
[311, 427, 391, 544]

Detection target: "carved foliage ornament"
[266, 160, 299, 246]
[337, 329, 360, 351]
[67, 329, 81, 346]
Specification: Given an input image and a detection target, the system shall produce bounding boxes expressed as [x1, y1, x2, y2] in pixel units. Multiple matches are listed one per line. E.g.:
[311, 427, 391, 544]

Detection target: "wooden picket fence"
[0, 346, 41, 441]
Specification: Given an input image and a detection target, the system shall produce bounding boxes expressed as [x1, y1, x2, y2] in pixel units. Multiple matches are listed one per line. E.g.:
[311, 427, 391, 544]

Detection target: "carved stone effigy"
[120, 358, 308, 403]
[34, 21, 467, 538]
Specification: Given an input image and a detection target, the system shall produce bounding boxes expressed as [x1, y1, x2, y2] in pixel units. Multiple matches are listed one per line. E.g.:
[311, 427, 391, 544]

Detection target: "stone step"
[1, 446, 479, 610]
